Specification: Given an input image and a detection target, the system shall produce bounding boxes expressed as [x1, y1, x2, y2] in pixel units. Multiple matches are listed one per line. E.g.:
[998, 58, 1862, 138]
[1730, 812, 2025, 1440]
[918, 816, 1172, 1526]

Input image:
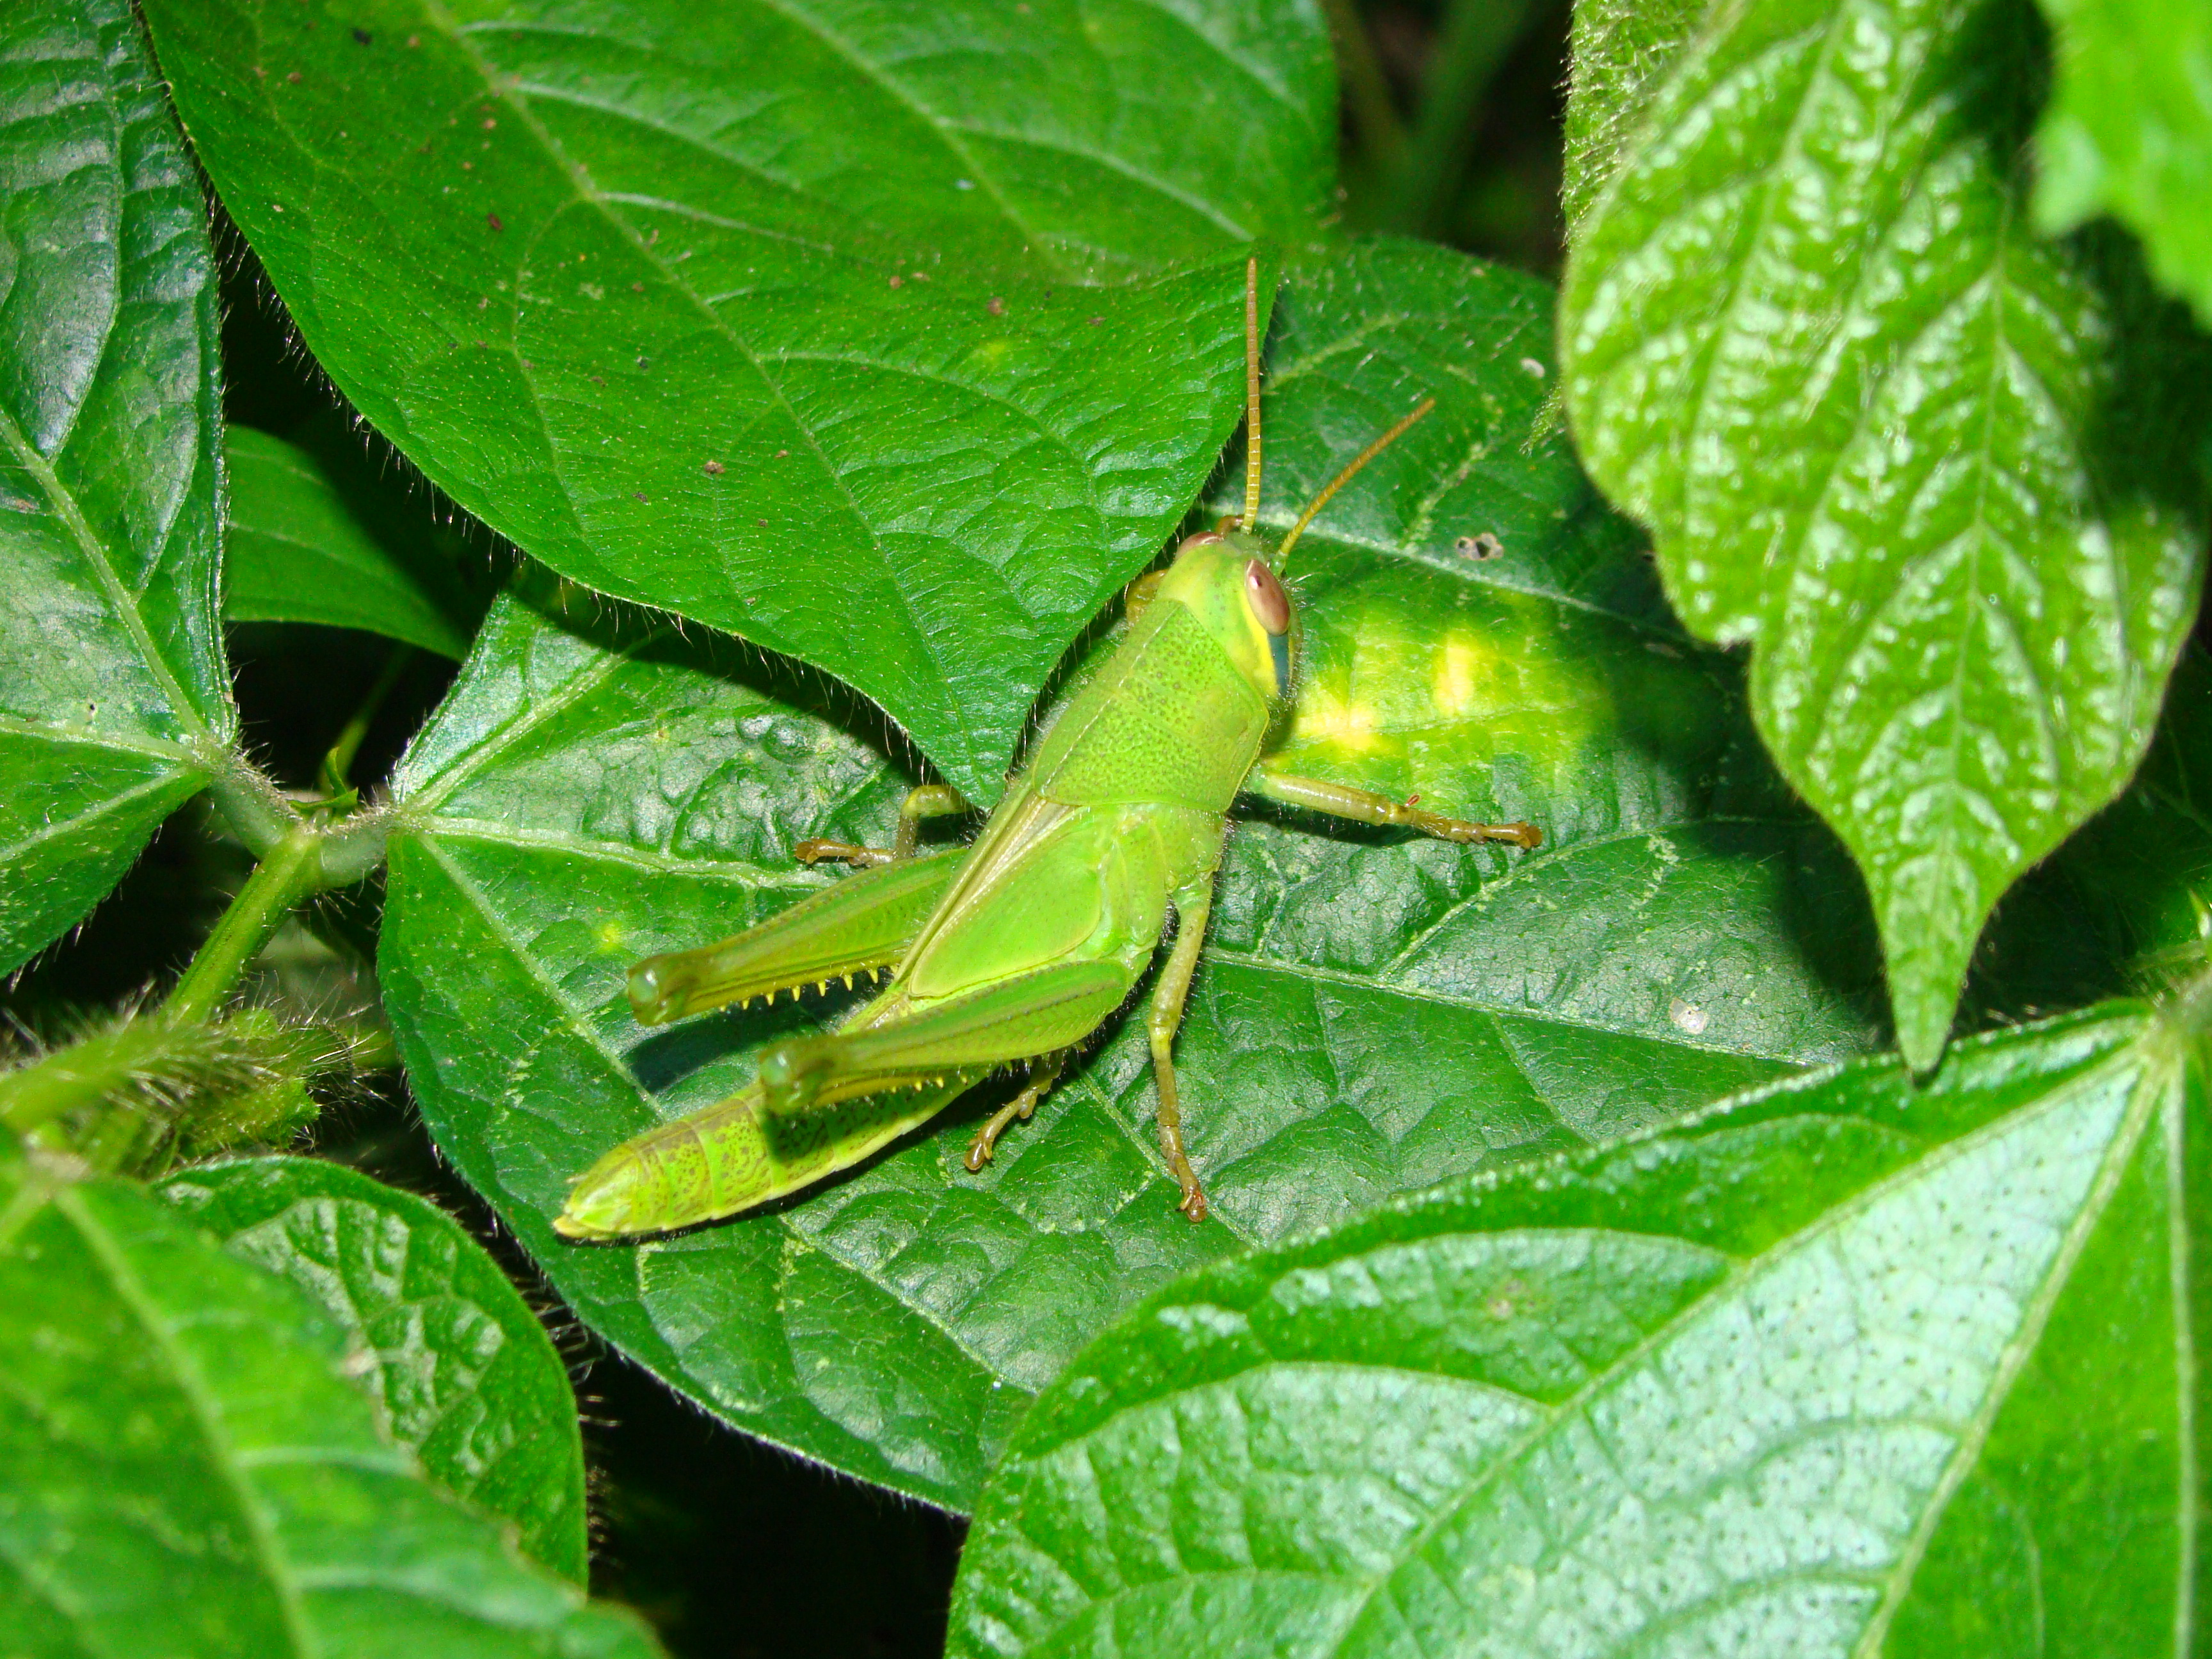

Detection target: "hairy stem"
[163, 828, 325, 1025]
[0, 1022, 189, 1138]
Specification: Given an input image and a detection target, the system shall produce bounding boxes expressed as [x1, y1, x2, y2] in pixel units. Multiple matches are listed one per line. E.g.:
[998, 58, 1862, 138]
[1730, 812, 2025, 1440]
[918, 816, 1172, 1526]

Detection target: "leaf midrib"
[1317, 1036, 2156, 1659]
[416, 0, 975, 775]
[0, 405, 211, 744]
[60, 1187, 316, 1659]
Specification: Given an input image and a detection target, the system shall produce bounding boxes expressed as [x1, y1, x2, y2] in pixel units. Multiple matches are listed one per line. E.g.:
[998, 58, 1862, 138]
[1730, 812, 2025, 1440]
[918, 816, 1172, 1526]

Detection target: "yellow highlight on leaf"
[1288, 678, 1378, 751]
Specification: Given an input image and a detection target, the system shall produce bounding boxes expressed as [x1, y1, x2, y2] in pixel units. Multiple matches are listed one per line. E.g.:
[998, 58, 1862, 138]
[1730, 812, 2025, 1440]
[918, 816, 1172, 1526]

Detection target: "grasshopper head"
[1153, 527, 1298, 704]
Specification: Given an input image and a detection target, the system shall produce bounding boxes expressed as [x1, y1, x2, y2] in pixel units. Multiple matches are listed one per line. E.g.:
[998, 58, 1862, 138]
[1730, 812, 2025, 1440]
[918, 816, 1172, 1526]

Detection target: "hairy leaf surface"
[1560, 0, 2211, 1069]
[380, 243, 1884, 1509]
[950, 1004, 2200, 1657]
[140, 0, 1335, 801]
[160, 1155, 588, 1580]
[0, 0, 230, 971]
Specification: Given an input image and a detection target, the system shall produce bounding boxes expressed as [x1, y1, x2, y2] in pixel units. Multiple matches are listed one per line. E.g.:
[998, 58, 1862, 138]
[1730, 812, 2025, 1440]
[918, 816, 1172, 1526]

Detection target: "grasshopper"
[554, 260, 1540, 1240]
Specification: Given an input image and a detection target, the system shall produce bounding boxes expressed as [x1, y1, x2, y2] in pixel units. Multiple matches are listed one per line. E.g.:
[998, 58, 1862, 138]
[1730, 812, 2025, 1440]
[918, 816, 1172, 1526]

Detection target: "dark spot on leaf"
[635, 492, 648, 504]
[286, 70, 302, 83]
[406, 33, 419, 45]
[889, 275, 902, 288]
[703, 460, 725, 476]
[253, 64, 267, 77]
[756, 518, 769, 527]
[486, 212, 502, 232]
[1087, 316, 1103, 326]
[483, 117, 497, 129]
[352, 26, 371, 44]
[637, 357, 649, 370]
[988, 296, 1004, 316]
[630, 282, 643, 293]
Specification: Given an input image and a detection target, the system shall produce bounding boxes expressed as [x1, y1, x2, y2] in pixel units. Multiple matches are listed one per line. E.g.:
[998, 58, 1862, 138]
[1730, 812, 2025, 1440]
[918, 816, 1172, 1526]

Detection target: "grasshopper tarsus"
[964, 1054, 1064, 1170]
[1439, 817, 1542, 851]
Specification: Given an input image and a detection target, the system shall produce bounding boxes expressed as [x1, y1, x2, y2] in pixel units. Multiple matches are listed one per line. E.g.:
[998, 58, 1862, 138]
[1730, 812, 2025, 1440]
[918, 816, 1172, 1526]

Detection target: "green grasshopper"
[554, 260, 1540, 1240]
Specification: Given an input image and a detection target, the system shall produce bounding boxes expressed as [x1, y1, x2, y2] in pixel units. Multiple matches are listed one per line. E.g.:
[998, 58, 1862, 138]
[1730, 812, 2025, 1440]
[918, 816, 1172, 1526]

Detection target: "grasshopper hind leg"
[964, 1053, 1066, 1171]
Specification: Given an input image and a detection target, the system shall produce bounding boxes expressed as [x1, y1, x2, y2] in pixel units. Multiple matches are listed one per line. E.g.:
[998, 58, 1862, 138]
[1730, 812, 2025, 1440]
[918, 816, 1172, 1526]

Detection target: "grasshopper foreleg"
[963, 1052, 1067, 1171]
[796, 784, 970, 867]
[1248, 769, 1541, 850]
[1148, 876, 1216, 1222]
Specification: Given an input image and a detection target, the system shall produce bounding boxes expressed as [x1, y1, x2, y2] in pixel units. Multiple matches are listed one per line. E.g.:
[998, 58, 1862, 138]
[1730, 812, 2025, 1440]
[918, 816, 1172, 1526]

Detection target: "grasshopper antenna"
[1274, 396, 1437, 570]
[1240, 256, 1263, 533]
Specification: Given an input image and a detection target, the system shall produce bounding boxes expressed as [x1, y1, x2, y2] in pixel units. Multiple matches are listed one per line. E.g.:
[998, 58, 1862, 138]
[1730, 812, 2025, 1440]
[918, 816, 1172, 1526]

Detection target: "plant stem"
[162, 827, 325, 1025]
[1379, 0, 1537, 237]
[0, 1022, 180, 1138]
[1321, 0, 1406, 176]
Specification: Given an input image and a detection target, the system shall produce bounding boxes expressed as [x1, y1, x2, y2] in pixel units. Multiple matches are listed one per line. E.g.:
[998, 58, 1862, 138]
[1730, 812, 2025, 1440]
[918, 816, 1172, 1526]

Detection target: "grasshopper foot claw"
[1177, 1178, 1208, 1223]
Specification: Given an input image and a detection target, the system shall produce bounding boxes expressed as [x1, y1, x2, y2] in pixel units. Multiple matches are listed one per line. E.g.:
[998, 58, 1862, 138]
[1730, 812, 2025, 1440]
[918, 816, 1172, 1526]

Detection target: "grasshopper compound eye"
[1244, 559, 1291, 634]
[1244, 559, 1294, 698]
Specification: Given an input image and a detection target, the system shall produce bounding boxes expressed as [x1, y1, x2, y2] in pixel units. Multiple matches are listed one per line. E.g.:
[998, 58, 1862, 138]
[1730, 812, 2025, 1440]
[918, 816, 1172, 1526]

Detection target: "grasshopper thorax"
[1153, 527, 1298, 704]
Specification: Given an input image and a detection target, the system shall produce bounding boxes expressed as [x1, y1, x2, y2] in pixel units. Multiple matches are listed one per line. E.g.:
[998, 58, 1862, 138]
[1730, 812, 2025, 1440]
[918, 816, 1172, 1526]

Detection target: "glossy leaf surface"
[225, 426, 485, 659]
[950, 1002, 2199, 1656]
[1559, 0, 2212, 1070]
[0, 0, 230, 971]
[139, 0, 1335, 801]
[159, 1155, 589, 1580]
[0, 1153, 664, 1657]
[380, 241, 1885, 1510]
[2034, 0, 2212, 324]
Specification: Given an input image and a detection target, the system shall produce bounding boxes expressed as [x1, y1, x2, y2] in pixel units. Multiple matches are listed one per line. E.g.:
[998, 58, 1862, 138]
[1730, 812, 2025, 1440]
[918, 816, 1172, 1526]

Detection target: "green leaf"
[948, 1000, 2195, 1656]
[225, 426, 485, 659]
[0, 0, 232, 972]
[158, 1155, 589, 1582]
[2033, 0, 2212, 325]
[1559, 0, 2212, 1071]
[138, 0, 1335, 802]
[0, 1158, 664, 1657]
[378, 241, 1884, 1510]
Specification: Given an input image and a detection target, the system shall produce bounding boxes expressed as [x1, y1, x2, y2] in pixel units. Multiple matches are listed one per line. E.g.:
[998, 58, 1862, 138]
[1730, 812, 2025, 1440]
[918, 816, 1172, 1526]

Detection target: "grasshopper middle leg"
[1148, 877, 1216, 1221]
[797, 784, 970, 868]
